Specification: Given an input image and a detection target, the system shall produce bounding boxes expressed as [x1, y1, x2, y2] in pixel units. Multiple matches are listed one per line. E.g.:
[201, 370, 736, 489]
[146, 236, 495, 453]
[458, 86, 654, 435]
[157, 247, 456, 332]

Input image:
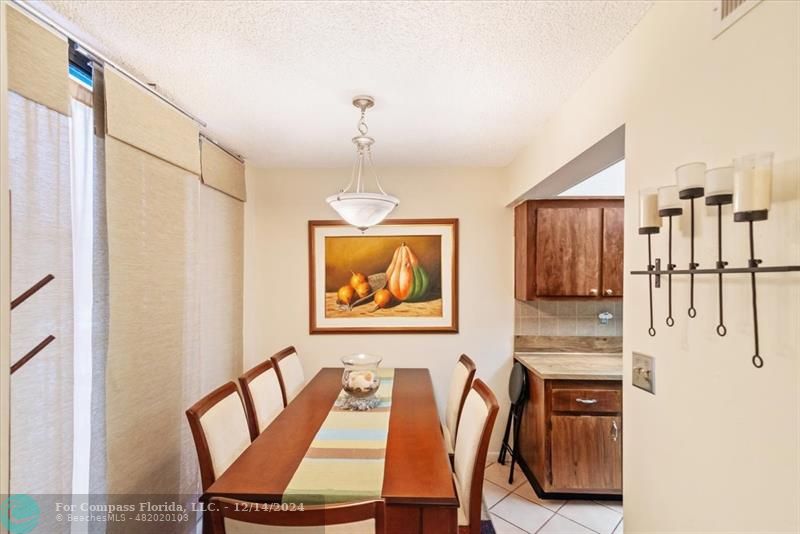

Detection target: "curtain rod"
[10, 0, 208, 128]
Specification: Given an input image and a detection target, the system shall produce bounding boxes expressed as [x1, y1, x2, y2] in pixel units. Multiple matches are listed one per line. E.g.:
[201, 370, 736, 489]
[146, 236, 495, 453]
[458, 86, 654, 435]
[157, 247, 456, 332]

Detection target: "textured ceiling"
[37, 0, 651, 167]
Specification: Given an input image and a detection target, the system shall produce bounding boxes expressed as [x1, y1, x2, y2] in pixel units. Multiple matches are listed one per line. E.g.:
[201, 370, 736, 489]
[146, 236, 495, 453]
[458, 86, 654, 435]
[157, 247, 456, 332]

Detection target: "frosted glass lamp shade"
[676, 162, 706, 199]
[326, 192, 399, 231]
[705, 166, 733, 206]
[658, 185, 682, 217]
[733, 152, 772, 222]
[638, 189, 661, 233]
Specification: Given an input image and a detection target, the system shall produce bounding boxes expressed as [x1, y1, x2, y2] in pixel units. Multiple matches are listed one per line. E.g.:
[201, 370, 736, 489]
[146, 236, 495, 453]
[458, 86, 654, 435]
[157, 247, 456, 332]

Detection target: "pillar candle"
[705, 166, 733, 197]
[639, 189, 661, 229]
[734, 152, 773, 213]
[658, 185, 681, 213]
[676, 162, 706, 195]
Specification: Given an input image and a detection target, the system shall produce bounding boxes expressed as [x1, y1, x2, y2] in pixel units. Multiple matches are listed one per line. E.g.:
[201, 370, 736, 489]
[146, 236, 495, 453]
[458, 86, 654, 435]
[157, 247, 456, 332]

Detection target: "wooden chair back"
[270, 346, 304, 406]
[186, 381, 251, 491]
[444, 353, 477, 451]
[209, 497, 385, 533]
[453, 379, 499, 534]
[238, 359, 284, 440]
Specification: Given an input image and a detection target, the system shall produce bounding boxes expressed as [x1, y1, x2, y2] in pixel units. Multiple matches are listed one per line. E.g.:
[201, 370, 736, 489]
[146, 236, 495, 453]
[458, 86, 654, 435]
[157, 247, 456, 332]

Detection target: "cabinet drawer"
[551, 388, 620, 413]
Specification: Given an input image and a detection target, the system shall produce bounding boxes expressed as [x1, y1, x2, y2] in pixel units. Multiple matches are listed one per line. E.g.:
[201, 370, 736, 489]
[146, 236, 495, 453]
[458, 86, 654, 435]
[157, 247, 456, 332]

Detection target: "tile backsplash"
[515, 299, 623, 337]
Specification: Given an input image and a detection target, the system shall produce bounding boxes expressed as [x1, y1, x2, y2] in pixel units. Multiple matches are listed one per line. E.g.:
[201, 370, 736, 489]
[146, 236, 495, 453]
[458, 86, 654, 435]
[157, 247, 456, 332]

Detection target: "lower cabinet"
[518, 369, 622, 497]
[550, 414, 622, 491]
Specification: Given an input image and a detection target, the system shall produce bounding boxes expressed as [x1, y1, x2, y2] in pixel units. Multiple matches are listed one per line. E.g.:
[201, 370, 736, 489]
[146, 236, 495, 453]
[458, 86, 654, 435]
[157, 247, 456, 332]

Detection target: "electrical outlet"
[632, 352, 655, 394]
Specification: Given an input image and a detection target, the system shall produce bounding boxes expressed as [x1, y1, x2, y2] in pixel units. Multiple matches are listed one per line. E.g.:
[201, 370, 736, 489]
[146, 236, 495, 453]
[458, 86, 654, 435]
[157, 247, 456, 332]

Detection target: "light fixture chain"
[357, 109, 369, 136]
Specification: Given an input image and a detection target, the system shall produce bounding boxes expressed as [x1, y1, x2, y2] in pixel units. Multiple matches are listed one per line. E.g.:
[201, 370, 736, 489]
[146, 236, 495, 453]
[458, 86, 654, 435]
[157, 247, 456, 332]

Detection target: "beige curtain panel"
[8, 92, 74, 533]
[103, 67, 201, 174]
[104, 136, 199, 531]
[6, 6, 70, 115]
[200, 137, 246, 201]
[198, 185, 244, 392]
[101, 67, 244, 531]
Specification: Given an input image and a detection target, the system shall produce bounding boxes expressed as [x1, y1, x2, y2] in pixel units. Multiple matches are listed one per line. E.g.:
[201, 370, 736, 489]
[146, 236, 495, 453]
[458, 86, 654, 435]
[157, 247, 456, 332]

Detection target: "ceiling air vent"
[712, 0, 763, 39]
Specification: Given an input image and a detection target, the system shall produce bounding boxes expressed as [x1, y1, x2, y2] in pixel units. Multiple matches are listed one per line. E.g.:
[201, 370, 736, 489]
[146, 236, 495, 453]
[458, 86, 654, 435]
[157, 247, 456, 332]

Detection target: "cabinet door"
[550, 415, 622, 491]
[515, 202, 536, 300]
[602, 207, 624, 297]
[535, 207, 603, 297]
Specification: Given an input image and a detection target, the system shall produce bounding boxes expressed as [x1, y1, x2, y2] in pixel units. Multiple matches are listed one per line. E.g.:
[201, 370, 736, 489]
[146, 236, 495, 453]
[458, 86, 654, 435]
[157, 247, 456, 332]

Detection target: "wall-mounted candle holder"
[705, 166, 734, 336]
[633, 153, 799, 369]
[733, 152, 773, 368]
[677, 162, 707, 319]
[658, 185, 682, 327]
[639, 188, 661, 337]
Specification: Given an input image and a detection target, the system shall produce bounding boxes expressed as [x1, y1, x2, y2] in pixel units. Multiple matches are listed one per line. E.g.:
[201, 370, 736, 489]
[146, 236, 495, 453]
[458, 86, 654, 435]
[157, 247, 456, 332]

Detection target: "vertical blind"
[200, 137, 247, 201]
[7, 7, 73, 534]
[6, 6, 247, 533]
[6, 6, 69, 115]
[100, 67, 245, 532]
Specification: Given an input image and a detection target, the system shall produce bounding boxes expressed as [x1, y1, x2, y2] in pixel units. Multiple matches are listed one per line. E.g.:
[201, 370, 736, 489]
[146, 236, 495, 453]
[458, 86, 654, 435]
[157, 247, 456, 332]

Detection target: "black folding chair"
[497, 361, 527, 484]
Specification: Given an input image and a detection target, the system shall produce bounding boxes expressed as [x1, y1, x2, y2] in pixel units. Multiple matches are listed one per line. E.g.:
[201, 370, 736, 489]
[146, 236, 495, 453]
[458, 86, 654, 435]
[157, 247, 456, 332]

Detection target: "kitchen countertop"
[514, 352, 622, 381]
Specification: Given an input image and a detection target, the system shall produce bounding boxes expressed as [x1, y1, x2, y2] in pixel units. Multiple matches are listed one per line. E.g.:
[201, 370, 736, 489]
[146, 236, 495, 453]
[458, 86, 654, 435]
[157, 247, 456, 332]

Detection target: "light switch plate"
[632, 352, 655, 394]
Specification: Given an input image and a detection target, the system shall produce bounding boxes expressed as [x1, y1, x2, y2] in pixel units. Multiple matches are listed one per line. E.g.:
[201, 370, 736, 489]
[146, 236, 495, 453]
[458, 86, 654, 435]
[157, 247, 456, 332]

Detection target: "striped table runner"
[282, 368, 395, 505]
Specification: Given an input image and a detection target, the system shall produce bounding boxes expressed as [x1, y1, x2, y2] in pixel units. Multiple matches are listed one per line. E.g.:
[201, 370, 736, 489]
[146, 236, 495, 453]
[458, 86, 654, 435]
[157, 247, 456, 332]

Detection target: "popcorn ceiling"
[43, 0, 651, 167]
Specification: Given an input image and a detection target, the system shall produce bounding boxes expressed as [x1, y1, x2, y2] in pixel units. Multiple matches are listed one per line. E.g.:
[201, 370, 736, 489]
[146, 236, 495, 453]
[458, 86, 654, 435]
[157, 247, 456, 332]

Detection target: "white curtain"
[8, 89, 73, 533]
[69, 96, 94, 534]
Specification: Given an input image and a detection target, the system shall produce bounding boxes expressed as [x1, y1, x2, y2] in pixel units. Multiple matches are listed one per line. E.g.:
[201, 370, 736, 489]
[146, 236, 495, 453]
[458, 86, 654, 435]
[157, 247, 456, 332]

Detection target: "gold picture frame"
[308, 219, 459, 334]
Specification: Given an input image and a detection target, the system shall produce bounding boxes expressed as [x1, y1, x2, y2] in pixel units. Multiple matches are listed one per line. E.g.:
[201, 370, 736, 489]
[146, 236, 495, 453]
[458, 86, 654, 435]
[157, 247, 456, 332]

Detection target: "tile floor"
[484, 462, 623, 534]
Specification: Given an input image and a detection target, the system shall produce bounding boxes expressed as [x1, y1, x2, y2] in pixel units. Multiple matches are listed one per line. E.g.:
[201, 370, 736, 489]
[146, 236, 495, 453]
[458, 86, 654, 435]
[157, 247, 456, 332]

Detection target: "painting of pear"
[324, 234, 442, 318]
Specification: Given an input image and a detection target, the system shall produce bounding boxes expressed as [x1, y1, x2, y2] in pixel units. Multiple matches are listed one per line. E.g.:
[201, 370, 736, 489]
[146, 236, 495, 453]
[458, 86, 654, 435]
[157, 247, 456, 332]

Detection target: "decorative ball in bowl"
[341, 353, 382, 401]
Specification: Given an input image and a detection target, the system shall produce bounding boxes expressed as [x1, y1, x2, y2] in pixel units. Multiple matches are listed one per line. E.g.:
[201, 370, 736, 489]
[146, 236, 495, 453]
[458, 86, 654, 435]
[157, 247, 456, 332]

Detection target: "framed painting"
[309, 218, 458, 334]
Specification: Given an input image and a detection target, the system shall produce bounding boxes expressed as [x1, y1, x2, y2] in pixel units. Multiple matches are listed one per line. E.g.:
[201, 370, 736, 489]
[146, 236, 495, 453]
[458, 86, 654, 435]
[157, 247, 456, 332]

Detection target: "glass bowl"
[341, 353, 382, 399]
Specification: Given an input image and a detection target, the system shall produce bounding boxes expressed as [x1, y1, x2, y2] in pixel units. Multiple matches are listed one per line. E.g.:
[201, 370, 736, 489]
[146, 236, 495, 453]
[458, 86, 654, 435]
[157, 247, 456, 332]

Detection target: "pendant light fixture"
[326, 95, 399, 231]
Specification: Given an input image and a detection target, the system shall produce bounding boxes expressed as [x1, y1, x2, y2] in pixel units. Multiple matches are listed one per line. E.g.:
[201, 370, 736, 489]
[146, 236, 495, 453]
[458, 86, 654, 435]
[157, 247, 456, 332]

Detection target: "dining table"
[204, 367, 459, 533]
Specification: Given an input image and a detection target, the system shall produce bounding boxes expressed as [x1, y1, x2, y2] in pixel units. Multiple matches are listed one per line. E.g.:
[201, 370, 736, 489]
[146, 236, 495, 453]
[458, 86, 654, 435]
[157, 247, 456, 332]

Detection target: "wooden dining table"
[204, 367, 458, 533]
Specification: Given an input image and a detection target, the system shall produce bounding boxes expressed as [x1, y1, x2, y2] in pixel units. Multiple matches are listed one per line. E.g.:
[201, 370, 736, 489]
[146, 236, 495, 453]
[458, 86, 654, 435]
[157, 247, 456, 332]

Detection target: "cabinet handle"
[575, 398, 598, 404]
[604, 289, 614, 296]
[589, 288, 599, 296]
[611, 420, 619, 442]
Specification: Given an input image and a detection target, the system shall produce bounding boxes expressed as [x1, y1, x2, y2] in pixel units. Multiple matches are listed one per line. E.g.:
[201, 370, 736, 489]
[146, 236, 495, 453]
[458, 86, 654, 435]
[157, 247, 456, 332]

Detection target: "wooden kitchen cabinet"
[517, 368, 623, 497]
[514, 199, 624, 300]
[601, 206, 624, 297]
[550, 414, 622, 491]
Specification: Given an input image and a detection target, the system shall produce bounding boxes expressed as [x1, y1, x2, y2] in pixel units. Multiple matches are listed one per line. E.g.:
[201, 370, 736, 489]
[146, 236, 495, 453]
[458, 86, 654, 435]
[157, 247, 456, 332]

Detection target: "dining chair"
[442, 354, 477, 457]
[452, 379, 499, 534]
[238, 359, 285, 440]
[270, 346, 305, 406]
[209, 497, 385, 534]
[186, 381, 252, 491]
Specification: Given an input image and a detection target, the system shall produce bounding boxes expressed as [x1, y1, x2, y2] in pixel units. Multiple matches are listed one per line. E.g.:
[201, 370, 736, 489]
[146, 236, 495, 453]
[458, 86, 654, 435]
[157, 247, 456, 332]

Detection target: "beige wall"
[506, 1, 800, 532]
[243, 166, 514, 449]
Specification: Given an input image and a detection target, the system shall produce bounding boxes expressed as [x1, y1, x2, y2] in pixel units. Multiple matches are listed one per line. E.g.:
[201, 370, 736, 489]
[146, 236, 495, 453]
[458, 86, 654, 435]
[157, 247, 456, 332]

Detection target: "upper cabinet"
[515, 199, 624, 300]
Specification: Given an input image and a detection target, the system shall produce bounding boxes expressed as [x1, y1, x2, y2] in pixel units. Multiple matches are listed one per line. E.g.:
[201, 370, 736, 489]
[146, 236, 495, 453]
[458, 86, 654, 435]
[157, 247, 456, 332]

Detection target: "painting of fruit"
[310, 219, 458, 333]
[323, 235, 442, 318]
[386, 243, 430, 302]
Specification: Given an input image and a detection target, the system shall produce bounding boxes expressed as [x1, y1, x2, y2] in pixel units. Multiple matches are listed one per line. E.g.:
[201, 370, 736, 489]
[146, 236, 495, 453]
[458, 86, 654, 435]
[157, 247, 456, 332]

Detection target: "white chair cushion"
[444, 360, 471, 450]
[442, 424, 454, 455]
[453, 389, 490, 524]
[249, 368, 284, 432]
[224, 517, 375, 534]
[199, 392, 251, 478]
[278, 352, 305, 402]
